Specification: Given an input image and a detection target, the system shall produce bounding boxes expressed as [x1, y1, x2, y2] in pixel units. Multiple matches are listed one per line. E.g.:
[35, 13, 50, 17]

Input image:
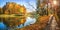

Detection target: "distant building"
[0, 8, 3, 14]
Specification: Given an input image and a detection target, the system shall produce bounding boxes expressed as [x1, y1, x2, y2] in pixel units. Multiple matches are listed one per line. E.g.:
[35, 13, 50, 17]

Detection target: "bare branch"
[26, 8, 33, 10]
[26, 2, 36, 10]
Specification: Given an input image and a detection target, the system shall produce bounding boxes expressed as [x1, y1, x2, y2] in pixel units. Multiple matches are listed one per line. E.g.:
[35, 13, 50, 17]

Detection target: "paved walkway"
[45, 15, 60, 30]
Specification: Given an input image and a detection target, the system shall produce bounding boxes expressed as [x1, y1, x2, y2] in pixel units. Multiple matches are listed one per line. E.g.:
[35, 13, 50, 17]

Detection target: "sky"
[0, 0, 37, 12]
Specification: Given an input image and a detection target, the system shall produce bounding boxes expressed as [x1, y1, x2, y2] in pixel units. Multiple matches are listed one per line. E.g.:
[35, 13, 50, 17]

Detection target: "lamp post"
[53, 0, 57, 5]
[53, 0, 57, 18]
[49, 0, 57, 15]
[52, 0, 57, 15]
[53, 0, 60, 21]
[47, 0, 49, 16]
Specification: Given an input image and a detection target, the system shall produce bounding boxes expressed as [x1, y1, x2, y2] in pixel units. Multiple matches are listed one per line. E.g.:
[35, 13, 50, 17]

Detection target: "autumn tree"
[3, 2, 26, 14]
[2, 2, 26, 28]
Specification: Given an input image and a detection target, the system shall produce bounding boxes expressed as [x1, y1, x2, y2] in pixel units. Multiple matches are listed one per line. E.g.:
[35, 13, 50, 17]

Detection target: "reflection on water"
[0, 22, 7, 30]
[17, 17, 36, 28]
[24, 17, 36, 26]
[0, 16, 36, 30]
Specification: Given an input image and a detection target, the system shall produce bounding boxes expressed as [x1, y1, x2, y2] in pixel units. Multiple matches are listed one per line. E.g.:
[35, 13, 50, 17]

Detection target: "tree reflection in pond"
[17, 17, 36, 28]
[24, 17, 36, 26]
[0, 22, 7, 30]
[0, 16, 36, 30]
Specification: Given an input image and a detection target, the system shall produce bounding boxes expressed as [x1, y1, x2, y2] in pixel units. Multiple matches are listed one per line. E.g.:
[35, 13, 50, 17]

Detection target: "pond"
[0, 16, 36, 30]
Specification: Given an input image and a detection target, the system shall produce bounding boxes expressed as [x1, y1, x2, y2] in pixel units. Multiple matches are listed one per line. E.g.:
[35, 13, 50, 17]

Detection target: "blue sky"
[0, 0, 37, 12]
